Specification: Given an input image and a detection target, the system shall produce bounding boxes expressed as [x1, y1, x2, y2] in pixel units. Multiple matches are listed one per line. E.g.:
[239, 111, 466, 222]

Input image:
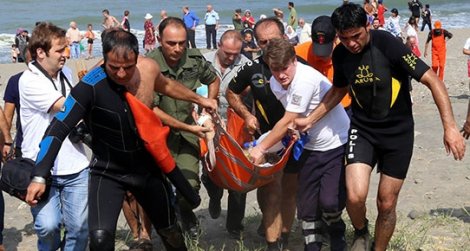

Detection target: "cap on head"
[311, 16, 336, 57]
[144, 13, 153, 19]
[245, 9, 251, 14]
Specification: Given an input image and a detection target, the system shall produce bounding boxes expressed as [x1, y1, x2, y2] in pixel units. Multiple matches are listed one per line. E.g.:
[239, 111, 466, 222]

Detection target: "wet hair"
[29, 22, 66, 60]
[263, 38, 295, 70]
[331, 3, 368, 32]
[101, 28, 139, 62]
[158, 17, 186, 38]
[102, 9, 109, 15]
[253, 17, 285, 41]
[124, 10, 129, 16]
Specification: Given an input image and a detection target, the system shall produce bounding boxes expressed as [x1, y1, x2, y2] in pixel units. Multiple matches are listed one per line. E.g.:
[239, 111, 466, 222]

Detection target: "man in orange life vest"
[424, 20, 453, 81]
[295, 15, 351, 111]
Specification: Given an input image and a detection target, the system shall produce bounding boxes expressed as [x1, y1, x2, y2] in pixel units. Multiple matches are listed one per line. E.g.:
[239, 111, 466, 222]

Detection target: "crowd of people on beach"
[0, 1, 469, 251]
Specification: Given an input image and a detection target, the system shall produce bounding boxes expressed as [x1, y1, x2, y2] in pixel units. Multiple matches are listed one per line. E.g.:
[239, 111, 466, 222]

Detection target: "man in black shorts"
[26, 29, 217, 251]
[295, 3, 465, 251]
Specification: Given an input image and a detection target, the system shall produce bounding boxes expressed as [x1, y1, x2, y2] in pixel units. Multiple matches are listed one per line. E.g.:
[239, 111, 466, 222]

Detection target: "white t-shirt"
[19, 63, 89, 176]
[464, 38, 470, 60]
[270, 63, 350, 151]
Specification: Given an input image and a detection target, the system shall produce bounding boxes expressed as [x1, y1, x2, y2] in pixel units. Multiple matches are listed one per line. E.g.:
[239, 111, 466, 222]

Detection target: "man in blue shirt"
[204, 4, 219, 50]
[183, 6, 199, 49]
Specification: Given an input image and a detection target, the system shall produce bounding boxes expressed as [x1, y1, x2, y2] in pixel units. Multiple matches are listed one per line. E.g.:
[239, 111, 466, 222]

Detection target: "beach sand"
[0, 28, 469, 250]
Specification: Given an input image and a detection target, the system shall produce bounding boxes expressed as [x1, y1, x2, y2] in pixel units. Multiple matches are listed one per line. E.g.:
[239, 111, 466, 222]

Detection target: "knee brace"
[157, 224, 186, 251]
[89, 229, 114, 251]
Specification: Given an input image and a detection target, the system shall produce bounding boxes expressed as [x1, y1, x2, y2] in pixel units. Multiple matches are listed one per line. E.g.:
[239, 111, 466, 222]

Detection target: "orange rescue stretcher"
[201, 109, 295, 193]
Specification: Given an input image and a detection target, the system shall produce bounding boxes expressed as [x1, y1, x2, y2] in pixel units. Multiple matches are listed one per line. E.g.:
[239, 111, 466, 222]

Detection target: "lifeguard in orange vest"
[424, 20, 453, 81]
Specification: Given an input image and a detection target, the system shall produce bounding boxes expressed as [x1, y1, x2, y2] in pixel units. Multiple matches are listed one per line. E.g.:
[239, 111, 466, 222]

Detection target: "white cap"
[144, 13, 153, 19]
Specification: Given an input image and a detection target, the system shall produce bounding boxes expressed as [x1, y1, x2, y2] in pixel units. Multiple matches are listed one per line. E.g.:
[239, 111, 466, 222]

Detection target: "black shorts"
[345, 124, 414, 179]
[88, 38, 93, 44]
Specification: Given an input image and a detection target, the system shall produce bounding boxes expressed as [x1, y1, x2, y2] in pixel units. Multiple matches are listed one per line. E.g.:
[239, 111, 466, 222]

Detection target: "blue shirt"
[183, 11, 199, 29]
[204, 10, 219, 25]
[4, 72, 23, 147]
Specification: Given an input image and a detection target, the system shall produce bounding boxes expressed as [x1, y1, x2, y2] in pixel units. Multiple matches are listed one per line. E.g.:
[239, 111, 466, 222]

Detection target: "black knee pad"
[89, 229, 114, 251]
[157, 224, 187, 251]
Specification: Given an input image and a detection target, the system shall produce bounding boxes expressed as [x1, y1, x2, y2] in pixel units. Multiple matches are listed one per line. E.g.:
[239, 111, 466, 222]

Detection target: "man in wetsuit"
[226, 17, 299, 250]
[25, 29, 217, 251]
[146, 17, 220, 238]
[295, 3, 465, 251]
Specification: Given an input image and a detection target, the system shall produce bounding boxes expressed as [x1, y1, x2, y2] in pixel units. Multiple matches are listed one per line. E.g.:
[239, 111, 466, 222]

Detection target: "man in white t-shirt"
[20, 22, 89, 251]
[462, 37, 470, 139]
[249, 38, 350, 250]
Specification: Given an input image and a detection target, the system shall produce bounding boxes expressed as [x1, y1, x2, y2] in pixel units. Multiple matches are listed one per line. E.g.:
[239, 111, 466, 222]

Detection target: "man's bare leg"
[122, 192, 152, 246]
[374, 174, 404, 251]
[346, 163, 372, 229]
[346, 163, 373, 250]
[257, 175, 283, 246]
[123, 193, 140, 240]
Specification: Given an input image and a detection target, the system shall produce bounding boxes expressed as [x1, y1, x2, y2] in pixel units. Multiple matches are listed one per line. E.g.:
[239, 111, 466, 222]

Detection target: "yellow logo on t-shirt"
[355, 65, 380, 84]
[402, 53, 418, 70]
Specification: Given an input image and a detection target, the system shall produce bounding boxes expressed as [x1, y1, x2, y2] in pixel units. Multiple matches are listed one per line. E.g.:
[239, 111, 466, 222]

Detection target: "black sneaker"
[208, 199, 221, 219]
[227, 228, 243, 240]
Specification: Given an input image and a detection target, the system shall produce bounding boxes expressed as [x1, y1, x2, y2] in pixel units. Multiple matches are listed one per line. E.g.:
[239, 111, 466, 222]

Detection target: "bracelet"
[31, 176, 47, 184]
[4, 142, 12, 146]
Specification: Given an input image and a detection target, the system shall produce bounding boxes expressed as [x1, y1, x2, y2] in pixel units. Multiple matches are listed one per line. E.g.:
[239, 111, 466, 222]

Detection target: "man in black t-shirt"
[295, 3, 465, 251]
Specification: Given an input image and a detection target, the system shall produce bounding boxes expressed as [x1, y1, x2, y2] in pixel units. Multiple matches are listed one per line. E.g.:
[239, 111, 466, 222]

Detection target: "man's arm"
[153, 106, 210, 138]
[250, 111, 298, 164]
[420, 69, 466, 159]
[294, 86, 347, 132]
[3, 102, 15, 130]
[48, 97, 66, 113]
[462, 99, 470, 139]
[206, 76, 220, 100]
[424, 33, 432, 57]
[226, 88, 259, 134]
[1, 105, 14, 158]
[463, 47, 470, 56]
[145, 58, 217, 111]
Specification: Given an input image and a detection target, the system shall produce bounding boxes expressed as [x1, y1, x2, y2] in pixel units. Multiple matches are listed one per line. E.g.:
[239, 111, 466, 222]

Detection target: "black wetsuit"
[332, 30, 430, 179]
[34, 66, 186, 251]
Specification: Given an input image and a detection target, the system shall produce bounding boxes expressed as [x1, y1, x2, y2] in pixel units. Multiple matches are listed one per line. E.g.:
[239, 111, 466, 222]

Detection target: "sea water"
[0, 0, 469, 63]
